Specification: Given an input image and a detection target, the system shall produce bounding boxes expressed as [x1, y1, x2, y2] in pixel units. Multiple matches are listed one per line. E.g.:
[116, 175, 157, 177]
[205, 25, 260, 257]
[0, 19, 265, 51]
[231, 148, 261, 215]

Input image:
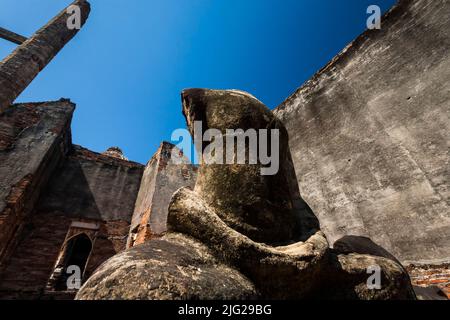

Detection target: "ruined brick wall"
[0, 0, 148, 300]
[129, 142, 197, 247]
[0, 213, 130, 300]
[0, 101, 74, 274]
[85, 220, 131, 274]
[0, 126, 144, 299]
[407, 264, 450, 299]
[275, 0, 450, 265]
[130, 151, 159, 244]
[0, 213, 72, 299]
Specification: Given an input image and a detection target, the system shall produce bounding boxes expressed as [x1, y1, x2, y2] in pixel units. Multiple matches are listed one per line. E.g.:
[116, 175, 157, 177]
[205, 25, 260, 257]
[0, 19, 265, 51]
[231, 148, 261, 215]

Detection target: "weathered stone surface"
[169, 89, 415, 299]
[168, 187, 329, 299]
[0, 214, 128, 300]
[182, 88, 319, 244]
[274, 0, 450, 265]
[323, 252, 416, 300]
[3, 0, 438, 300]
[76, 233, 257, 300]
[168, 186, 415, 299]
[0, 100, 74, 273]
[0, 0, 90, 113]
[102, 147, 128, 161]
[79, 89, 415, 300]
[36, 145, 144, 222]
[128, 142, 197, 247]
[333, 235, 402, 266]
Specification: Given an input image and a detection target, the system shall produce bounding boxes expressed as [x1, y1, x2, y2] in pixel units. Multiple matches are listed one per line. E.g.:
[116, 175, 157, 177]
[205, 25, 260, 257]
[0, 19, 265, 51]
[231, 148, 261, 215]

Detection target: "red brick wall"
[407, 264, 450, 299]
[0, 101, 73, 274]
[0, 213, 71, 299]
[85, 220, 129, 278]
[0, 212, 129, 299]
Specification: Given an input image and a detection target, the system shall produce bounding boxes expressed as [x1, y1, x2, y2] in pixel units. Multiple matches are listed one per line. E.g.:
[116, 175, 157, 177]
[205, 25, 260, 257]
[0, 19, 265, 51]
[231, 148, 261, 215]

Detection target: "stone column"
[0, 0, 90, 114]
[0, 27, 27, 45]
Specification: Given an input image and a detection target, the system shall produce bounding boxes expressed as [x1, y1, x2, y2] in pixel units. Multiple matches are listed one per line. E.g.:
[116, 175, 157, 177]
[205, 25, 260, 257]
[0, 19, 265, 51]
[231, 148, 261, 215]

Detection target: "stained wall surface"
[275, 0, 450, 264]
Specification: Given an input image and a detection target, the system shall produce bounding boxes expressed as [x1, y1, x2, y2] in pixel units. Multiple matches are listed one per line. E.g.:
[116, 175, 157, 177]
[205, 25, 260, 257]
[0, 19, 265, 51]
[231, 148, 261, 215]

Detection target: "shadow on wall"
[37, 158, 103, 220]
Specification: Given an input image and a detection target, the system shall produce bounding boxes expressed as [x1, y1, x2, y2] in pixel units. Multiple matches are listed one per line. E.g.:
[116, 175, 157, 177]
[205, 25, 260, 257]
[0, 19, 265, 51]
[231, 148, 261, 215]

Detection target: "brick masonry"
[0, 212, 130, 299]
[0, 0, 90, 113]
[407, 264, 450, 299]
[129, 142, 197, 247]
[0, 101, 145, 299]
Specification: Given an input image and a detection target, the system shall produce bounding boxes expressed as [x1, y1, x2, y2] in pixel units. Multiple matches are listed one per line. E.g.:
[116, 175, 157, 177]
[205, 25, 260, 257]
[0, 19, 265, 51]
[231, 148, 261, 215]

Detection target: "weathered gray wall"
[275, 0, 450, 264]
[37, 145, 144, 223]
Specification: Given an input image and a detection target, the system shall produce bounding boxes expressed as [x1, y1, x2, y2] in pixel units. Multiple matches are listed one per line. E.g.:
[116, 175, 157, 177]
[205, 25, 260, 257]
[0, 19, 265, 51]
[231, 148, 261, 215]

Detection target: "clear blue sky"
[0, 0, 396, 164]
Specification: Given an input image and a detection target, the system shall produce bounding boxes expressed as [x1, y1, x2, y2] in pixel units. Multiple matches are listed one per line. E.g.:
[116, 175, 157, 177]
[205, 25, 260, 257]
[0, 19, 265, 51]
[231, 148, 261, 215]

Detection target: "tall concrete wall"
[274, 0, 450, 265]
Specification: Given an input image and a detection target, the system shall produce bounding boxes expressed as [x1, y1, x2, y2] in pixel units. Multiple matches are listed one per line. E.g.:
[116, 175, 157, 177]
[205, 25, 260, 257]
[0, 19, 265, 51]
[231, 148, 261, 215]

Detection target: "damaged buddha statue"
[76, 89, 416, 300]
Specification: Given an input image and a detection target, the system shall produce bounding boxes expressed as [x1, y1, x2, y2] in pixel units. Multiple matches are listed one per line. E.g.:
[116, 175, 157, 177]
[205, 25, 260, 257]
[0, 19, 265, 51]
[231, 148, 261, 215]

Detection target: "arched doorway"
[54, 233, 93, 291]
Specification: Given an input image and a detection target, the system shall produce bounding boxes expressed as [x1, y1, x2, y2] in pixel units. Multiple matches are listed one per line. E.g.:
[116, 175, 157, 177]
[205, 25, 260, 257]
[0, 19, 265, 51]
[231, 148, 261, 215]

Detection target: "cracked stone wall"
[129, 142, 197, 247]
[274, 0, 450, 265]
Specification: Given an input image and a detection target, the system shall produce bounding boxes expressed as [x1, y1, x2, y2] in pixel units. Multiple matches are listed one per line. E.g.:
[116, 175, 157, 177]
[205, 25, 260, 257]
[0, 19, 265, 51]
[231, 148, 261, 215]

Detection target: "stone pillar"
[0, 0, 90, 114]
[128, 142, 197, 248]
[0, 27, 27, 45]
